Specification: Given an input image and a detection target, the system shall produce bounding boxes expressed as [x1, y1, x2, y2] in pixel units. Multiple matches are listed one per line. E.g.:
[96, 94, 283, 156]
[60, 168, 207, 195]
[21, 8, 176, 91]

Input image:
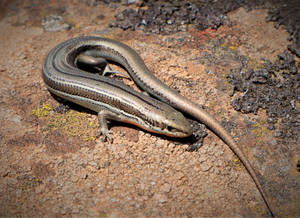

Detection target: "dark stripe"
[52, 43, 165, 111]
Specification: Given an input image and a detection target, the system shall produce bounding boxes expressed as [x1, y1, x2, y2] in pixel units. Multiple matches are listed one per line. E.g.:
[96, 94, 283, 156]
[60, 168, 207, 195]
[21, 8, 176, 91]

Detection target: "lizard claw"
[99, 128, 113, 143]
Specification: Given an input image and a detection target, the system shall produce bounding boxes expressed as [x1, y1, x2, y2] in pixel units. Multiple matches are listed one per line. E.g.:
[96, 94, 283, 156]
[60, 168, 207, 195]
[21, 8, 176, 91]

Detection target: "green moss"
[18, 176, 42, 192]
[31, 103, 53, 117]
[34, 102, 98, 141]
[74, 23, 80, 29]
[233, 158, 244, 170]
[221, 42, 239, 51]
[251, 120, 271, 140]
[47, 110, 97, 139]
[83, 136, 97, 141]
[225, 158, 245, 171]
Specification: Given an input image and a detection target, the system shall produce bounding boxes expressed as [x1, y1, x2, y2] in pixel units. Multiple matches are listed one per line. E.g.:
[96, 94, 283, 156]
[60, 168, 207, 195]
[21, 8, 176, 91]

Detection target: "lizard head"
[160, 110, 193, 138]
[139, 105, 192, 138]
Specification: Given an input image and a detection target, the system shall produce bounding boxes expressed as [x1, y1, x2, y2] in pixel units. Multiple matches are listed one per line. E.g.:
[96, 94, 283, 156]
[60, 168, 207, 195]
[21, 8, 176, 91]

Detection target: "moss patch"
[33, 103, 98, 141]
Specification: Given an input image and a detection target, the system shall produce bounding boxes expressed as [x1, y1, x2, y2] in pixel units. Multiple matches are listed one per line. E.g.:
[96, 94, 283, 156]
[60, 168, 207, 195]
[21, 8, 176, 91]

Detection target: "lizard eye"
[167, 126, 178, 133]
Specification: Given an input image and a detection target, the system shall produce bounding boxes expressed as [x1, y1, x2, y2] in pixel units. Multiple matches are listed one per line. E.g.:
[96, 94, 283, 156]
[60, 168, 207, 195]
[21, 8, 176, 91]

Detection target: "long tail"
[180, 99, 274, 216]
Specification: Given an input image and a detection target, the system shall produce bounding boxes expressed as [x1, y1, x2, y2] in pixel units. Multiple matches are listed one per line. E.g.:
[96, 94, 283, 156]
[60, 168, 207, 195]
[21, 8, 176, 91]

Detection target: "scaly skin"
[43, 36, 274, 216]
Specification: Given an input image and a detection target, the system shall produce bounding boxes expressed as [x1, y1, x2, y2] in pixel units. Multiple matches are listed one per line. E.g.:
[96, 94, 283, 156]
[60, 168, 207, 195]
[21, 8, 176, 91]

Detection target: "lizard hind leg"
[76, 53, 108, 74]
[76, 52, 130, 79]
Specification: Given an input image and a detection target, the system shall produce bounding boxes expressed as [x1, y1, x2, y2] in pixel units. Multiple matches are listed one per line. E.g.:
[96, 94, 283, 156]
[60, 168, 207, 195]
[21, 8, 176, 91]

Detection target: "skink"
[42, 36, 273, 216]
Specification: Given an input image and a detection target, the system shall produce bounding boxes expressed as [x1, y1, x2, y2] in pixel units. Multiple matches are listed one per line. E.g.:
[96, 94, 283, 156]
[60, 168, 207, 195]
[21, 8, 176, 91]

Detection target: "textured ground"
[0, 0, 299, 217]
